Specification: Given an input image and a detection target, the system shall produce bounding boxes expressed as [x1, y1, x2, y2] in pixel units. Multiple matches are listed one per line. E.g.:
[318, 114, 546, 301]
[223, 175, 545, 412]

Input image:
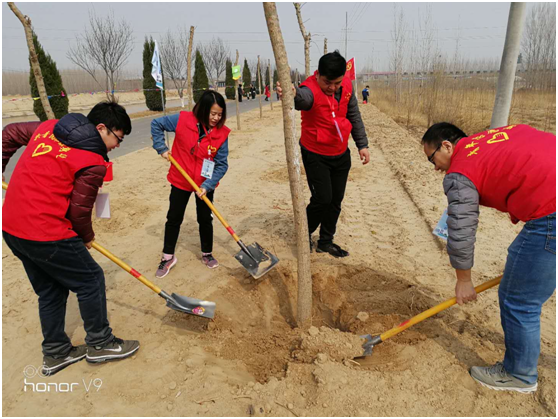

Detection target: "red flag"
[346, 58, 356, 81]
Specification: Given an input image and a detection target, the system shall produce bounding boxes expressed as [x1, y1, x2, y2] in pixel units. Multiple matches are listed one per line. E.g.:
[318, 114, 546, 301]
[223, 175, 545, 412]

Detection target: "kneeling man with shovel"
[422, 122, 555, 393]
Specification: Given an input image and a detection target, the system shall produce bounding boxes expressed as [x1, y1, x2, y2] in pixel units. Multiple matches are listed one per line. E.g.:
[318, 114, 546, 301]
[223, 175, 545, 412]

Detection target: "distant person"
[276, 50, 370, 257]
[264, 85, 270, 101]
[2, 101, 139, 375]
[362, 85, 370, 104]
[250, 84, 256, 100]
[151, 90, 230, 277]
[237, 84, 243, 103]
[422, 122, 556, 394]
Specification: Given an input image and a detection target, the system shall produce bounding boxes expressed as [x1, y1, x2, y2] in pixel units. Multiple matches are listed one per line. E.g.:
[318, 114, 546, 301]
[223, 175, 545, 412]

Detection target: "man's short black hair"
[422, 122, 467, 148]
[87, 101, 132, 135]
[318, 50, 346, 80]
[192, 90, 227, 129]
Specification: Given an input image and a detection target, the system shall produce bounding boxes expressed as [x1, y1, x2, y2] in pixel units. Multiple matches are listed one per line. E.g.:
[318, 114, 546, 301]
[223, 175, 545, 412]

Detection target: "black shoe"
[316, 242, 349, 258]
[42, 345, 87, 376]
[309, 236, 314, 252]
[86, 337, 140, 364]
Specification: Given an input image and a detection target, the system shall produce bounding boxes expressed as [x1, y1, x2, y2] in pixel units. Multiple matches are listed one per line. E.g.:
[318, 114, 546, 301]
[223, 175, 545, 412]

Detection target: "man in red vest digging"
[422, 122, 556, 393]
[278, 51, 370, 257]
[2, 102, 140, 375]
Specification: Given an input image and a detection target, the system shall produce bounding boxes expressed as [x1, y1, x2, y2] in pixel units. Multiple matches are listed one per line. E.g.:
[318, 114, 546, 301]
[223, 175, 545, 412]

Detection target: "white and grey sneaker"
[86, 337, 140, 364]
[470, 362, 537, 393]
[42, 345, 87, 376]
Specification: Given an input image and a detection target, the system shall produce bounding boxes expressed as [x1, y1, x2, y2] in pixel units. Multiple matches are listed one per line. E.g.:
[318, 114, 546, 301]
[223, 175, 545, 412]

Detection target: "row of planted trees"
[12, 3, 289, 120]
[364, 2, 556, 135]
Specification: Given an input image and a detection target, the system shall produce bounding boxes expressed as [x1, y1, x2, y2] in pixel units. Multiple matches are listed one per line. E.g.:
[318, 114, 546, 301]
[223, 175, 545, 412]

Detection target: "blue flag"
[151, 40, 163, 90]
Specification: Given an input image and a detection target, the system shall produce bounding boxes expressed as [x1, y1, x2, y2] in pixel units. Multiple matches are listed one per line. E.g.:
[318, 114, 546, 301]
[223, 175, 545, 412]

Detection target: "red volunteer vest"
[167, 112, 230, 191]
[447, 124, 556, 223]
[2, 120, 106, 241]
[300, 72, 353, 156]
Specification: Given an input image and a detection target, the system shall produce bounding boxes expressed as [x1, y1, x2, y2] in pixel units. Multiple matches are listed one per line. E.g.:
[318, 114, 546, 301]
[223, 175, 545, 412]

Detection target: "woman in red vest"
[422, 122, 556, 394]
[151, 91, 230, 278]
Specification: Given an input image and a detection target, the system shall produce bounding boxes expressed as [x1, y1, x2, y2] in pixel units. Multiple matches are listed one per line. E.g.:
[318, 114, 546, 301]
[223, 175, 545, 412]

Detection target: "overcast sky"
[2, 2, 535, 76]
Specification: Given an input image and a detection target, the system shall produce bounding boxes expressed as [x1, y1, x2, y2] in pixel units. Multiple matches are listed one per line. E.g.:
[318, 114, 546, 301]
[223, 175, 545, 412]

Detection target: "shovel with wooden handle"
[2, 181, 216, 319]
[360, 275, 502, 356]
[168, 153, 279, 279]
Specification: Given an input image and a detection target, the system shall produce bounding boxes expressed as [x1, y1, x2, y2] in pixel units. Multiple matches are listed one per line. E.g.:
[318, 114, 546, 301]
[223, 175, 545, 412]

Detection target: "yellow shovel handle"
[3, 179, 162, 294]
[381, 275, 502, 342]
[168, 153, 241, 242]
[91, 242, 162, 294]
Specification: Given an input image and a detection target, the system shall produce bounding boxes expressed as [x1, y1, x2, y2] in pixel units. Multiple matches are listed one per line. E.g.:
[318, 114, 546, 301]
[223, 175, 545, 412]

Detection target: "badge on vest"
[201, 159, 215, 179]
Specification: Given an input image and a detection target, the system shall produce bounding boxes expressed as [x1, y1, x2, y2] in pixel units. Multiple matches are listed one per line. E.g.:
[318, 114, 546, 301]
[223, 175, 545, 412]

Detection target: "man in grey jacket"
[277, 51, 370, 257]
[422, 122, 556, 394]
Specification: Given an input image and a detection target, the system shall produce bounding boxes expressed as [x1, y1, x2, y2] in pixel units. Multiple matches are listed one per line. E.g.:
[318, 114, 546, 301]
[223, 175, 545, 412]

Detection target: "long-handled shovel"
[360, 275, 502, 356]
[168, 153, 279, 279]
[2, 181, 215, 319]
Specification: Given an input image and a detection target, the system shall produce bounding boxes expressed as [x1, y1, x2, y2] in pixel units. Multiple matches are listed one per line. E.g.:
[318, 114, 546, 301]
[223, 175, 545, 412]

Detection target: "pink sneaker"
[201, 253, 219, 269]
[155, 256, 177, 278]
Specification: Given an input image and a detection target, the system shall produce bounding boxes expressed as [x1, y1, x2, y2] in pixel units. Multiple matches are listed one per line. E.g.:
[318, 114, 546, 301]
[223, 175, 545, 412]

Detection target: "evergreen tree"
[225, 59, 235, 100]
[242, 58, 251, 89]
[193, 49, 209, 103]
[273, 68, 278, 87]
[143, 36, 166, 111]
[29, 32, 68, 121]
[265, 65, 270, 88]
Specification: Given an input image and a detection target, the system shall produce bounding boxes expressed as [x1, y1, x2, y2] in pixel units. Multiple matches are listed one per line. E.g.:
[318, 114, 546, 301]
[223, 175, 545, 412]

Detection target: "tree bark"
[264, 2, 312, 329]
[257, 55, 263, 118]
[491, 2, 527, 128]
[268, 58, 273, 110]
[234, 50, 241, 130]
[294, 3, 311, 78]
[186, 26, 195, 111]
[8, 2, 55, 119]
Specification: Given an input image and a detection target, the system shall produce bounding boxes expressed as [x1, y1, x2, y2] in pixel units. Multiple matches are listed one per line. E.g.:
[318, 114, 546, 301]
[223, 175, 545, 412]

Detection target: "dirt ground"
[2, 91, 182, 117]
[2, 103, 555, 416]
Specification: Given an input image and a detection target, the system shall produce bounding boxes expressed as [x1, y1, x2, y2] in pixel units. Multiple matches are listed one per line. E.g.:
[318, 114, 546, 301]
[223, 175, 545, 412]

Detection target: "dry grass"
[364, 76, 556, 135]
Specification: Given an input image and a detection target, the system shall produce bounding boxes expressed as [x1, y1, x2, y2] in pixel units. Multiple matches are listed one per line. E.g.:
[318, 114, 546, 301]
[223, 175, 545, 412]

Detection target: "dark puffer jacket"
[2, 114, 108, 242]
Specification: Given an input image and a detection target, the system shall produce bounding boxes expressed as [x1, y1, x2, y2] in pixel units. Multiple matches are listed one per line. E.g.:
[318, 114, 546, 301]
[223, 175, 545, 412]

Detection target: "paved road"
[2, 97, 272, 182]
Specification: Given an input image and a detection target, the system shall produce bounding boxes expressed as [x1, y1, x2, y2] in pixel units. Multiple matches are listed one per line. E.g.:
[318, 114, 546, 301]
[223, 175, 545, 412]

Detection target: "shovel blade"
[234, 242, 279, 279]
[163, 292, 216, 319]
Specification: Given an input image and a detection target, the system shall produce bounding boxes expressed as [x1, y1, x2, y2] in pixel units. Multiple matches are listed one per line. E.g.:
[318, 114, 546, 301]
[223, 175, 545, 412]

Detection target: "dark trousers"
[3, 232, 113, 357]
[163, 185, 214, 254]
[300, 147, 351, 245]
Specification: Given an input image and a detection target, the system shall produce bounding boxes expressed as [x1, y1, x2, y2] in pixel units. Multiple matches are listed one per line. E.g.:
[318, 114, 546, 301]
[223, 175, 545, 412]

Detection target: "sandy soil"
[2, 104, 555, 416]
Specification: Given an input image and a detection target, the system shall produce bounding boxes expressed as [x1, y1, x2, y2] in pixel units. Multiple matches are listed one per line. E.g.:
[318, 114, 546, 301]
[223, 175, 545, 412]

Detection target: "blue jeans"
[499, 213, 556, 384]
[3, 232, 114, 357]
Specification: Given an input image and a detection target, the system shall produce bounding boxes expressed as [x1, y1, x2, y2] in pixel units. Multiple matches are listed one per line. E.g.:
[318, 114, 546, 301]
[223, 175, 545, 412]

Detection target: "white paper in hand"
[433, 208, 448, 241]
[95, 192, 111, 219]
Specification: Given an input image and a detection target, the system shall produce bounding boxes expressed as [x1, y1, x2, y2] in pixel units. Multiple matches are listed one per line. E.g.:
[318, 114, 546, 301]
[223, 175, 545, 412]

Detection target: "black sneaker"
[309, 236, 314, 252]
[42, 345, 87, 376]
[86, 337, 140, 364]
[316, 242, 349, 258]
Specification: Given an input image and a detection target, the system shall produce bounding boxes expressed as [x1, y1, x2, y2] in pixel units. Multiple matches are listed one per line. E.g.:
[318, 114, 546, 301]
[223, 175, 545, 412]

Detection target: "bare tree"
[521, 2, 556, 91]
[324, 38, 327, 55]
[160, 27, 189, 107]
[264, 2, 312, 329]
[390, 4, 407, 103]
[186, 26, 195, 111]
[247, 58, 259, 82]
[7, 2, 54, 119]
[294, 3, 311, 78]
[200, 37, 231, 88]
[67, 10, 133, 101]
[234, 50, 241, 130]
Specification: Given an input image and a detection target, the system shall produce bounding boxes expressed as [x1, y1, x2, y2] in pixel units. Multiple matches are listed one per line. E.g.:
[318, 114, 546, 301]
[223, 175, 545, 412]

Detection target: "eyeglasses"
[107, 127, 124, 144]
[428, 144, 442, 165]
